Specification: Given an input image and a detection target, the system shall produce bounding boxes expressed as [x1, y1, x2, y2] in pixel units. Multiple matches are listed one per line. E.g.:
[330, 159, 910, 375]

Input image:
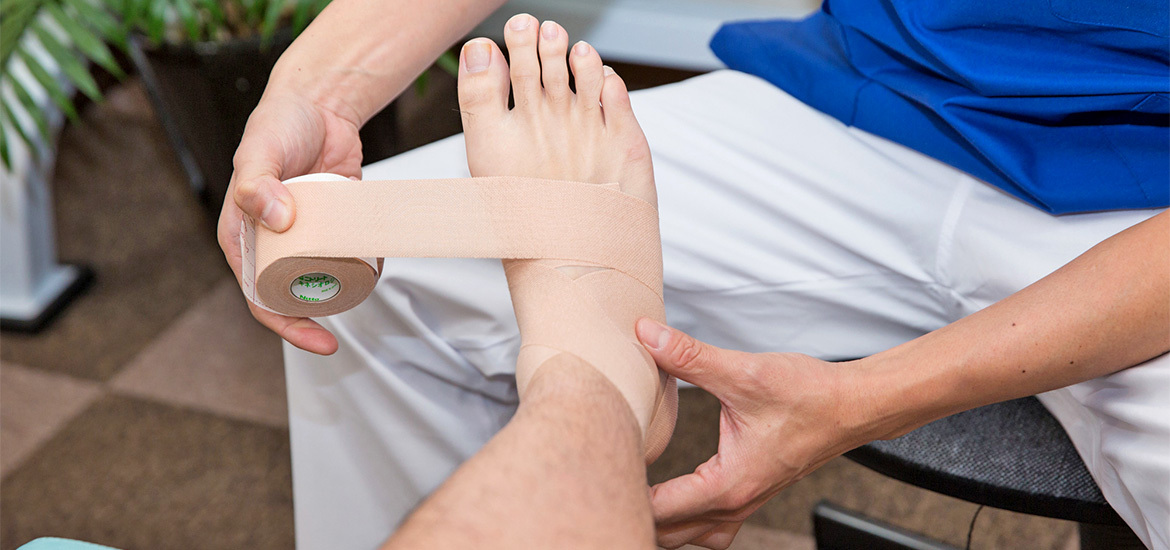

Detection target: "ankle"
[521, 353, 643, 442]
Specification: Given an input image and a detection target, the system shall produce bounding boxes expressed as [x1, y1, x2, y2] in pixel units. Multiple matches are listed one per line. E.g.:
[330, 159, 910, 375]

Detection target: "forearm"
[854, 210, 1169, 440]
[268, 0, 506, 124]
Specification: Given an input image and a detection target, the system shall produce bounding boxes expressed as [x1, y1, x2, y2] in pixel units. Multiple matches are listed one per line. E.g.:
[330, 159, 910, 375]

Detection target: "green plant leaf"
[290, 0, 314, 34]
[1, 94, 43, 165]
[0, 0, 39, 20]
[173, 0, 202, 42]
[16, 46, 79, 122]
[122, 0, 149, 37]
[46, 2, 123, 77]
[245, 0, 266, 30]
[0, 0, 39, 69]
[195, 0, 225, 40]
[146, 0, 167, 44]
[8, 71, 52, 145]
[413, 69, 429, 97]
[260, 0, 286, 45]
[0, 107, 12, 170]
[435, 50, 458, 76]
[31, 25, 101, 101]
[64, 0, 126, 49]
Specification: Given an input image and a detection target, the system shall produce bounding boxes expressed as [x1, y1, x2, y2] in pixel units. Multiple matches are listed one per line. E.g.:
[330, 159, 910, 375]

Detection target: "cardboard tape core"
[290, 272, 341, 303]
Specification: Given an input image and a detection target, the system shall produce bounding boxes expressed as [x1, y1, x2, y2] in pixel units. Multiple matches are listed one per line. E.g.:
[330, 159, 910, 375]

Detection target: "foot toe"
[458, 38, 510, 121]
[503, 13, 541, 108]
[600, 66, 636, 128]
[569, 41, 604, 110]
[538, 21, 571, 104]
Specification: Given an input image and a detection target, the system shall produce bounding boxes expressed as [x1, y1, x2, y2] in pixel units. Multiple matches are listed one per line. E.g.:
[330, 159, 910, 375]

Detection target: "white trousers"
[282, 71, 1168, 549]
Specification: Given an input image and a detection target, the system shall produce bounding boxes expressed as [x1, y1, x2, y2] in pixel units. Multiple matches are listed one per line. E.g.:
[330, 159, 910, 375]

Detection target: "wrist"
[842, 348, 958, 443]
[268, 58, 373, 126]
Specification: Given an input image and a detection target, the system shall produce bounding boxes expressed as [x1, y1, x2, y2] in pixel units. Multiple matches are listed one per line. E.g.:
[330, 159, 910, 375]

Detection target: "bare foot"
[457, 15, 675, 461]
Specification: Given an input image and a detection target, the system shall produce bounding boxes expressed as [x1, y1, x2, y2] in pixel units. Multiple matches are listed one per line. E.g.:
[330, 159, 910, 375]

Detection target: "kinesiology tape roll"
[242, 173, 678, 461]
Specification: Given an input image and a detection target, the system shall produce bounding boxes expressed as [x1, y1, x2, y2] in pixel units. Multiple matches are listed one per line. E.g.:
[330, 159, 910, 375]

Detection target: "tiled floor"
[2, 73, 1081, 550]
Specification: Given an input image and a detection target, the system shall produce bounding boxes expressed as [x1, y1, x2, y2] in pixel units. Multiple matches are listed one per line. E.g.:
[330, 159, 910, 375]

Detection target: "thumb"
[636, 318, 744, 394]
[231, 140, 296, 232]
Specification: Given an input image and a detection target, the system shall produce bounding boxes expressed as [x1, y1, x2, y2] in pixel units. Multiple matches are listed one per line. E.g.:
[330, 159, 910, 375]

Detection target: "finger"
[217, 197, 246, 280]
[231, 138, 297, 232]
[692, 521, 744, 550]
[656, 520, 721, 549]
[635, 318, 754, 394]
[649, 458, 726, 523]
[249, 302, 339, 355]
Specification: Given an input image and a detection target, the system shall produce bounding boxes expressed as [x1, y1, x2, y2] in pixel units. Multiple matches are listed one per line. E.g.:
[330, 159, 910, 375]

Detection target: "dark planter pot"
[128, 31, 399, 212]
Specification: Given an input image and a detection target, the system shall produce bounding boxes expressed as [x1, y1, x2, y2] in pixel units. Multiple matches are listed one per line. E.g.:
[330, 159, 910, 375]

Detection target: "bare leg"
[382, 354, 655, 549]
[382, 15, 664, 548]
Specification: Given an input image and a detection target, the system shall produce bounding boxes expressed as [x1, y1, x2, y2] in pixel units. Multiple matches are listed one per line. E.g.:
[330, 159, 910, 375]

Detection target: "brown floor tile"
[649, 388, 1077, 550]
[0, 80, 230, 382]
[727, 524, 814, 550]
[0, 363, 103, 477]
[666, 524, 813, 550]
[0, 395, 293, 550]
[110, 277, 286, 427]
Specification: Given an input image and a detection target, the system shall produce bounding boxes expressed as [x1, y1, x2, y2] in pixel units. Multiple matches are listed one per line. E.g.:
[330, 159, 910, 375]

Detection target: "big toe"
[600, 67, 656, 205]
[458, 38, 510, 126]
[600, 66, 637, 130]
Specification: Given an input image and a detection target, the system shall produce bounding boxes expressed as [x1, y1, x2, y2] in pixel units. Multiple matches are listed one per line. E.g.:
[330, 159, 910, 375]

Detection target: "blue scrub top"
[711, 0, 1169, 214]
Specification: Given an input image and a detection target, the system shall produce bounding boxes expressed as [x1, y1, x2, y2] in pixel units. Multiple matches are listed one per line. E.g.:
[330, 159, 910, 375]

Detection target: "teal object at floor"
[17, 539, 119, 550]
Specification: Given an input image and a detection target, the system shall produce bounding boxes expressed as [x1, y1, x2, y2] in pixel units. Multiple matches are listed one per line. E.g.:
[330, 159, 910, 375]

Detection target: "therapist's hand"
[216, 89, 364, 355]
[635, 319, 874, 550]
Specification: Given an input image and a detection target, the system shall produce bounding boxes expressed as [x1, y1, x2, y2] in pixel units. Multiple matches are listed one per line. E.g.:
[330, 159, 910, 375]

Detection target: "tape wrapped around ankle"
[241, 173, 677, 459]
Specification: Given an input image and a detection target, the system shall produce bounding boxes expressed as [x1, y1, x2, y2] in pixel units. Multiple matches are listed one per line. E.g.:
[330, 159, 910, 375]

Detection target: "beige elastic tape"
[241, 173, 677, 460]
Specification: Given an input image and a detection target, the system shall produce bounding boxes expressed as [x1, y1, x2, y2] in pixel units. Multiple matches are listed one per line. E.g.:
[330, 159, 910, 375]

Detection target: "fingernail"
[637, 318, 671, 351]
[464, 41, 491, 73]
[509, 14, 531, 31]
[603, 65, 615, 76]
[260, 198, 291, 231]
[542, 21, 559, 40]
[574, 41, 590, 56]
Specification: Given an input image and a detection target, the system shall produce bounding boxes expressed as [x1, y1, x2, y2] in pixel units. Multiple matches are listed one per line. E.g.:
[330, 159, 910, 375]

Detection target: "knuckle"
[542, 68, 568, 82]
[458, 87, 495, 106]
[511, 72, 541, 86]
[670, 336, 705, 371]
[233, 177, 262, 204]
[737, 354, 765, 383]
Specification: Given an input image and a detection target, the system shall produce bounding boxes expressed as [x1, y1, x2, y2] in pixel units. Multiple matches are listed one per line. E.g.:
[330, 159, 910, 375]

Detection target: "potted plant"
[2, 0, 457, 209]
[0, 0, 453, 330]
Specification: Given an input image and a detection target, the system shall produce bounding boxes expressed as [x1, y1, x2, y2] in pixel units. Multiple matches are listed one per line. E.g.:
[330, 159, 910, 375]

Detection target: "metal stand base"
[813, 501, 958, 550]
[0, 264, 93, 333]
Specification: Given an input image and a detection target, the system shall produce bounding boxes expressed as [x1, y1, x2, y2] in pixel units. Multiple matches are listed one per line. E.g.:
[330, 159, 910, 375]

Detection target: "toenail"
[464, 41, 491, 73]
[542, 21, 559, 39]
[574, 42, 590, 56]
[603, 65, 615, 76]
[509, 14, 531, 31]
